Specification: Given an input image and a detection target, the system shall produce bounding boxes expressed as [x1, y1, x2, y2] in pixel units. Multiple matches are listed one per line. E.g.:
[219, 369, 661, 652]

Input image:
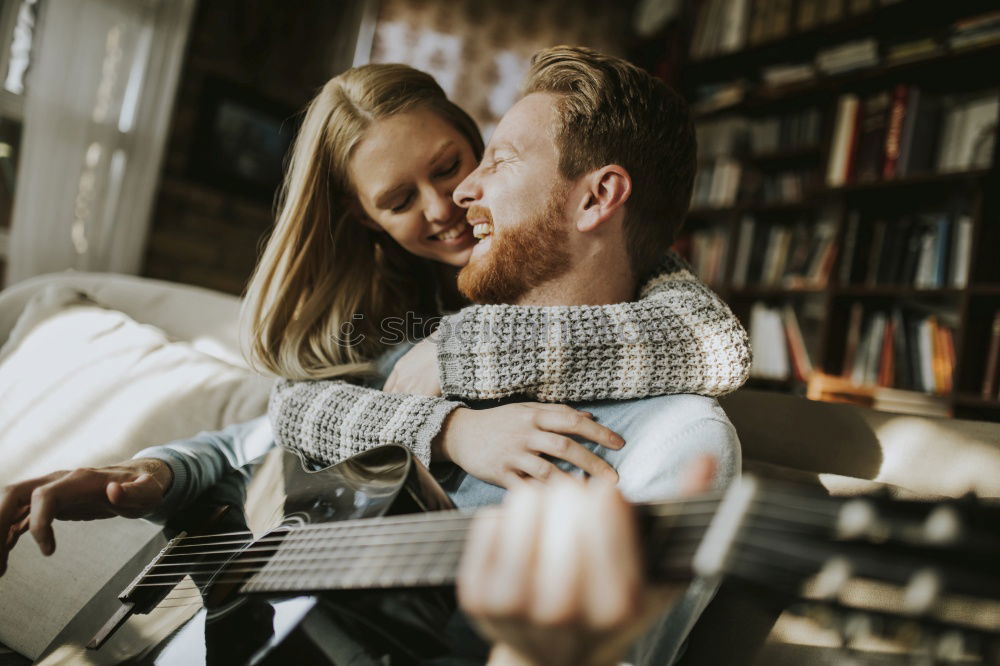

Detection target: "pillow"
[0, 285, 272, 484]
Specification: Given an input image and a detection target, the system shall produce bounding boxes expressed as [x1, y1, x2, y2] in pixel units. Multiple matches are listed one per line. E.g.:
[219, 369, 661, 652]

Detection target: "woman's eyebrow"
[427, 140, 456, 167]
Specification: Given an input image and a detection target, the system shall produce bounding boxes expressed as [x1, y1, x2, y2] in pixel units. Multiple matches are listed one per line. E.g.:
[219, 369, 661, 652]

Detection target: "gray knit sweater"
[270, 251, 750, 468]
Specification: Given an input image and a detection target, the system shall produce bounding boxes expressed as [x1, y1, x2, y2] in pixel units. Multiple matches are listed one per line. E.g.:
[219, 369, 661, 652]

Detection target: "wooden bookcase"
[632, 0, 1000, 420]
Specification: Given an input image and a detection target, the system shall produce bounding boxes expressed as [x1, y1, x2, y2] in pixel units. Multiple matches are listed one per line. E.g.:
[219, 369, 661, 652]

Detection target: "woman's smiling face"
[349, 107, 479, 267]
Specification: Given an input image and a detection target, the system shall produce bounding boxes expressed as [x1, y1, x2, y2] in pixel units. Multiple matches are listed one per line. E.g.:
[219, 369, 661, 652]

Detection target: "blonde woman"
[0, 60, 748, 565]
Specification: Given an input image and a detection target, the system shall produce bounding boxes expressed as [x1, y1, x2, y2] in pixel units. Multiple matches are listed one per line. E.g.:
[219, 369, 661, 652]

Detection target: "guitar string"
[144, 514, 716, 569]
[125, 519, 822, 590]
[127, 534, 710, 590]
[143, 497, 833, 571]
[156, 491, 841, 556]
[162, 497, 729, 549]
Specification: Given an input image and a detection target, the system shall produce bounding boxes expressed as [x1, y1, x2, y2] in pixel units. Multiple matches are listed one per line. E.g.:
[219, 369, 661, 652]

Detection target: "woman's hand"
[384, 338, 442, 396]
[458, 477, 675, 666]
[0, 458, 173, 575]
[433, 404, 624, 488]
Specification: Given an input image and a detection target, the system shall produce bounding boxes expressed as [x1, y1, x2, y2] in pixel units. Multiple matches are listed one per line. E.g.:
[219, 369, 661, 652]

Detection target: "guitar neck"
[238, 496, 725, 596]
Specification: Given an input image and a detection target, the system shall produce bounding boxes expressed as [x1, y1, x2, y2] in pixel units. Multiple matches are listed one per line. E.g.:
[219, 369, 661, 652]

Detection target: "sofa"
[1, 271, 998, 665]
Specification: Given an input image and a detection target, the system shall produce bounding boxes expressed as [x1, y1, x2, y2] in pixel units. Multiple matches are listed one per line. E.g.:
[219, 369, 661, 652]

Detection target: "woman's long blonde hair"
[242, 64, 484, 380]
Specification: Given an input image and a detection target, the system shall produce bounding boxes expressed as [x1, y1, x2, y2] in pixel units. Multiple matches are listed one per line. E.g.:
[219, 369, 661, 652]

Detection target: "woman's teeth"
[433, 225, 466, 241]
[472, 222, 493, 239]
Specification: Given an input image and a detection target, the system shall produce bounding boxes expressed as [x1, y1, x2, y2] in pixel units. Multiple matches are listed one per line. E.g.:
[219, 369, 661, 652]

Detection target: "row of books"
[732, 215, 837, 288]
[677, 227, 729, 287]
[950, 10, 1000, 50]
[841, 304, 955, 395]
[826, 87, 999, 186]
[743, 169, 816, 205]
[839, 210, 973, 288]
[691, 158, 742, 209]
[691, 0, 902, 60]
[697, 108, 822, 158]
[748, 108, 822, 155]
[748, 300, 824, 381]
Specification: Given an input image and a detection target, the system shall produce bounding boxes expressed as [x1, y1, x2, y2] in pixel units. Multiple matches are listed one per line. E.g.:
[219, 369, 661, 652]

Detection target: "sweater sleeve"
[435, 250, 751, 401]
[133, 416, 273, 524]
[268, 378, 463, 468]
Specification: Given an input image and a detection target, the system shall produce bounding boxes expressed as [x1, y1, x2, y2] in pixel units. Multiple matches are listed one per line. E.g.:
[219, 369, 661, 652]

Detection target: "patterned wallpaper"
[368, 0, 636, 138]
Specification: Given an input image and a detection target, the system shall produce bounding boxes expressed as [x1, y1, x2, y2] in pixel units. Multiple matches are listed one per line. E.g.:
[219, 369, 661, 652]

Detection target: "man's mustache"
[465, 205, 494, 226]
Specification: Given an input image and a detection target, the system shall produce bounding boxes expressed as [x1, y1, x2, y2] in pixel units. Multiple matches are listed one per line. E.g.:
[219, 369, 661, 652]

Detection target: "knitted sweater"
[270, 250, 750, 468]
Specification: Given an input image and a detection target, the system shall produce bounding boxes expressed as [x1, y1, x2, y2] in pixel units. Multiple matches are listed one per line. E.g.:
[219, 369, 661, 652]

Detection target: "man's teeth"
[472, 223, 493, 239]
[434, 225, 465, 241]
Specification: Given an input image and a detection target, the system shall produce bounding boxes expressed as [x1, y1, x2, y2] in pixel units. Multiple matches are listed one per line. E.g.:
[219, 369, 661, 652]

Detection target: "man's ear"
[576, 165, 632, 233]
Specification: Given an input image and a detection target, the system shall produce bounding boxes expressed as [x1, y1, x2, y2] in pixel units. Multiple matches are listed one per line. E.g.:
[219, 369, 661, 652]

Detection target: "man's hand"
[458, 477, 675, 666]
[0, 458, 173, 575]
[384, 338, 442, 396]
[434, 404, 624, 488]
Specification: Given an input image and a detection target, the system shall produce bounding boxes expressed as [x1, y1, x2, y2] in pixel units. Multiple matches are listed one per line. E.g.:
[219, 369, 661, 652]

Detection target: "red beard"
[457, 196, 572, 304]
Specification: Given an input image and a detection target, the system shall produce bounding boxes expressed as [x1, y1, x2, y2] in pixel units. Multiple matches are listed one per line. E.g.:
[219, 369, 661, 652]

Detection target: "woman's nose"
[425, 188, 456, 224]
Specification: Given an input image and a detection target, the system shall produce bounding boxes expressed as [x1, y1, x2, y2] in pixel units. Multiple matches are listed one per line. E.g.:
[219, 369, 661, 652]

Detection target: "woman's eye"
[391, 193, 414, 213]
[436, 159, 460, 178]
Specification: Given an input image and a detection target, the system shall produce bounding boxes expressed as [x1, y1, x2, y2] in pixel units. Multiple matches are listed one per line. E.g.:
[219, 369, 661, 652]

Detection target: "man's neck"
[514, 253, 637, 307]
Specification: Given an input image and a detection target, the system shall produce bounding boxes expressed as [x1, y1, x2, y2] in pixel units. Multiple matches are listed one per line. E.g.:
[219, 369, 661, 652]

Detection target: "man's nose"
[453, 166, 481, 209]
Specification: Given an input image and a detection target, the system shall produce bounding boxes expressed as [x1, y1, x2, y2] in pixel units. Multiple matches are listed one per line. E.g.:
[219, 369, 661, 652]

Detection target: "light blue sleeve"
[133, 416, 274, 523]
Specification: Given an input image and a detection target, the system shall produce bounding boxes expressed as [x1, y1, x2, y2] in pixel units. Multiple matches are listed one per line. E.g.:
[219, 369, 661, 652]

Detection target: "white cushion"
[0, 285, 271, 484]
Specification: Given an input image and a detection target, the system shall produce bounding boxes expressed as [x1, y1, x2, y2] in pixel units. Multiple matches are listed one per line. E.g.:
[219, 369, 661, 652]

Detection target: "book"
[853, 91, 891, 182]
[865, 219, 887, 285]
[839, 211, 860, 285]
[983, 311, 1000, 398]
[750, 302, 791, 380]
[732, 216, 756, 287]
[827, 94, 861, 186]
[882, 85, 908, 179]
[950, 215, 973, 288]
[896, 88, 941, 177]
[783, 304, 813, 381]
[842, 302, 864, 377]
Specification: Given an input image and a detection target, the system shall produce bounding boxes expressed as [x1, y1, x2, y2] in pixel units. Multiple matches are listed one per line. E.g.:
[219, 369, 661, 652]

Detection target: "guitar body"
[38, 446, 475, 666]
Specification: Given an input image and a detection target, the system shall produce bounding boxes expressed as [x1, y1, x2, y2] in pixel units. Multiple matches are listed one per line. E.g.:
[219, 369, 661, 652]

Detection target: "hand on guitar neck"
[0, 458, 173, 574]
[459, 457, 717, 666]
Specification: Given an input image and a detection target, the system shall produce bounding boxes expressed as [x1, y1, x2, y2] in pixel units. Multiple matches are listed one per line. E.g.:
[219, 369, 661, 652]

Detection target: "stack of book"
[732, 215, 837, 288]
[839, 209, 973, 288]
[748, 107, 822, 155]
[683, 227, 730, 287]
[692, 81, 749, 114]
[761, 62, 817, 88]
[697, 117, 749, 158]
[842, 303, 956, 394]
[806, 373, 951, 417]
[815, 38, 879, 75]
[949, 10, 1000, 50]
[826, 86, 998, 186]
[749, 300, 823, 381]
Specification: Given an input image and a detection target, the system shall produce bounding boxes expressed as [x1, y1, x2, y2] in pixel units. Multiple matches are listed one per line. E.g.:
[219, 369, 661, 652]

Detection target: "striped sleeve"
[268, 378, 463, 467]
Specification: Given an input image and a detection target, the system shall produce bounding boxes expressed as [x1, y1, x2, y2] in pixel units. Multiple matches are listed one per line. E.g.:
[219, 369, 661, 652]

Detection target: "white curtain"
[5, 0, 195, 284]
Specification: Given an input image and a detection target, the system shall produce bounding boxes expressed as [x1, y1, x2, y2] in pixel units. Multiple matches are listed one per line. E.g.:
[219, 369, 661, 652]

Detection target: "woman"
[0, 62, 748, 565]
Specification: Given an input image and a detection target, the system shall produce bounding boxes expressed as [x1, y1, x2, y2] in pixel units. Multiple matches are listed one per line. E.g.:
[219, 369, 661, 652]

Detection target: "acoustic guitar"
[32, 445, 1000, 665]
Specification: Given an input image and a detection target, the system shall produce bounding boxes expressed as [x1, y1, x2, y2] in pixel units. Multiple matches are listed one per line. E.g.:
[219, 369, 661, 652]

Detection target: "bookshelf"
[634, 0, 1000, 421]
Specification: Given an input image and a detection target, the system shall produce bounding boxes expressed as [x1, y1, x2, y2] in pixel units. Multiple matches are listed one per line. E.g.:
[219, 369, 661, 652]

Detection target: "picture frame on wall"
[188, 77, 297, 202]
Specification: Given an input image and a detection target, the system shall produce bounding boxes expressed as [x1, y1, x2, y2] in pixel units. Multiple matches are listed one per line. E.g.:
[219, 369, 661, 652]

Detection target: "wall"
[141, 0, 349, 294]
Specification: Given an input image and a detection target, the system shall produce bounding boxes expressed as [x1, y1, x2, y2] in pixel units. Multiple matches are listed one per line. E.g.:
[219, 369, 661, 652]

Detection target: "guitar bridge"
[87, 531, 190, 650]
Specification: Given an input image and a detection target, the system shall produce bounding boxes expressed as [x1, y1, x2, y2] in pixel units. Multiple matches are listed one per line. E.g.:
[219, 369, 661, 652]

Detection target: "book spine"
[982, 311, 1000, 398]
[882, 84, 908, 179]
